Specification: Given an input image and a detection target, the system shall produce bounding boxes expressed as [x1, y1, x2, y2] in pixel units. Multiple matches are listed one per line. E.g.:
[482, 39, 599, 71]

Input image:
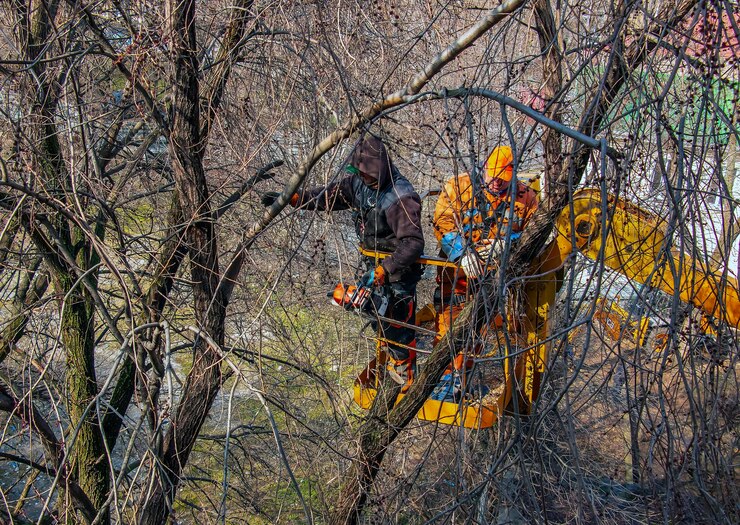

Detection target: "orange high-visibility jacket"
[433, 173, 538, 244]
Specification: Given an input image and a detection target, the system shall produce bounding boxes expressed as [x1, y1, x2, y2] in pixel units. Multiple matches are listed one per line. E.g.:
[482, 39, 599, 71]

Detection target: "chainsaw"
[329, 274, 389, 318]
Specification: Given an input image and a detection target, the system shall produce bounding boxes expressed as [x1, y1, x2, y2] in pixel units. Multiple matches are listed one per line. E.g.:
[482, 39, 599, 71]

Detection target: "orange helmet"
[484, 146, 514, 182]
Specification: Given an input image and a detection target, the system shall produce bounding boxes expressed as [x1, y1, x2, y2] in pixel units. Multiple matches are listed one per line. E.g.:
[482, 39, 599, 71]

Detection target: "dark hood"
[350, 136, 392, 189]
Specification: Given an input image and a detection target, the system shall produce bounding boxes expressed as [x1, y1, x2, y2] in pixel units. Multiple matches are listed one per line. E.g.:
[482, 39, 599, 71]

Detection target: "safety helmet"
[484, 146, 514, 182]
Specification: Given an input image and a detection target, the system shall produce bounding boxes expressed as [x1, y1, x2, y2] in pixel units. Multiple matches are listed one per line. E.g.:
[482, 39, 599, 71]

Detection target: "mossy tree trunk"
[59, 271, 109, 524]
[10, 3, 112, 521]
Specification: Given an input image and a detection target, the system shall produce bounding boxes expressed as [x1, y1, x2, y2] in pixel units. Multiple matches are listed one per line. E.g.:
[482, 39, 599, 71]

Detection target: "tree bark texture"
[137, 0, 227, 521]
[533, 0, 564, 188]
[22, 2, 113, 511]
[62, 300, 108, 521]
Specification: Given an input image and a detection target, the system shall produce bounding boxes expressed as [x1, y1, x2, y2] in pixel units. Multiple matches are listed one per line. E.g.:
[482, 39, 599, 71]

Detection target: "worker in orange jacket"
[431, 145, 538, 401]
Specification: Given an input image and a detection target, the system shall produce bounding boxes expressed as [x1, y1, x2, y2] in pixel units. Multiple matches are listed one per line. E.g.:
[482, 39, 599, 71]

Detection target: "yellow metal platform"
[352, 358, 503, 429]
[352, 382, 500, 429]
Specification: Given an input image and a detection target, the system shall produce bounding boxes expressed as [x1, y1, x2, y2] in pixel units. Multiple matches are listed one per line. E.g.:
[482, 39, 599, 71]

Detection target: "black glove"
[261, 191, 281, 207]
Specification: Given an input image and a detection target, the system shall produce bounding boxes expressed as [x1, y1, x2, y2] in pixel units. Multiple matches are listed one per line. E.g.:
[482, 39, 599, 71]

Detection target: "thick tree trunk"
[533, 0, 564, 189]
[27, 38, 111, 518]
[59, 277, 110, 523]
[137, 0, 227, 522]
[330, 379, 404, 525]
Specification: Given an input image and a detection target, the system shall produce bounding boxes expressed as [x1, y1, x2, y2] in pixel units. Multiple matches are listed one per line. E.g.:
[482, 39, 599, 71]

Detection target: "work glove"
[360, 265, 386, 287]
[261, 191, 281, 206]
[460, 251, 483, 279]
[440, 232, 465, 261]
[261, 192, 299, 207]
[459, 240, 504, 278]
[475, 238, 504, 265]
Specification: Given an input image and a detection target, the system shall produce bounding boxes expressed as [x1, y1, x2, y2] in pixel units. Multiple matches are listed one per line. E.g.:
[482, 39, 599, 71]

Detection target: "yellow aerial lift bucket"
[351, 241, 561, 429]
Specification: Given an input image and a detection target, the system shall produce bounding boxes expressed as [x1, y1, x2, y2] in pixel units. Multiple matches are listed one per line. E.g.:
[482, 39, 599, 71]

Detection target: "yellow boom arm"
[555, 189, 740, 328]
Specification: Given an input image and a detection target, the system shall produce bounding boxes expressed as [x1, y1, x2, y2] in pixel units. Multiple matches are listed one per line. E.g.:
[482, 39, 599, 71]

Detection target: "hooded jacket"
[293, 137, 424, 281]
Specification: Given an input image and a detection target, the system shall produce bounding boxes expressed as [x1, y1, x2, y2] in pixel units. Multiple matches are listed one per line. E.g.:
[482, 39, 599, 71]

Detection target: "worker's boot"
[386, 346, 417, 393]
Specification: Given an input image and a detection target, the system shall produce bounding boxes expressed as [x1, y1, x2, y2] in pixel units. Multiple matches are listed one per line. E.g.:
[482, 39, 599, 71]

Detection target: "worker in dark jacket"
[261, 136, 425, 389]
